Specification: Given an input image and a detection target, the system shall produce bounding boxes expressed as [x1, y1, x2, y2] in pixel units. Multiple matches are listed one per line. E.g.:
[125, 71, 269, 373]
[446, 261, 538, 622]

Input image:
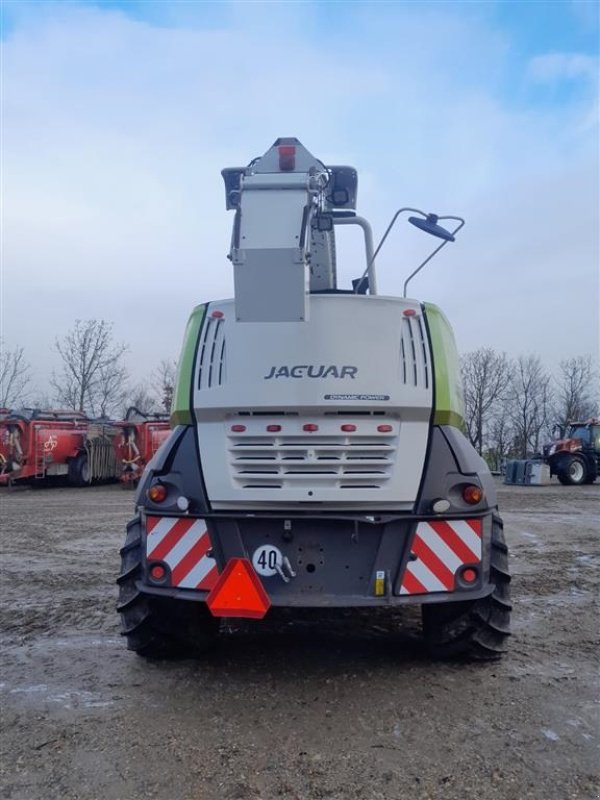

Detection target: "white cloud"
[528, 51, 598, 82]
[2, 1, 598, 398]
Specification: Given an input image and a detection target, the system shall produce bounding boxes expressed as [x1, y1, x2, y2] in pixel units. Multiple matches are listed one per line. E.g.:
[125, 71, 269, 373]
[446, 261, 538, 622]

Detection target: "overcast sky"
[1, 0, 599, 398]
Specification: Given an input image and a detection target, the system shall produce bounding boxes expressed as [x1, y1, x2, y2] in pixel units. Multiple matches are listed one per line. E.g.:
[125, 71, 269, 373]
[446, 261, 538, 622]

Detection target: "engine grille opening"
[228, 419, 397, 491]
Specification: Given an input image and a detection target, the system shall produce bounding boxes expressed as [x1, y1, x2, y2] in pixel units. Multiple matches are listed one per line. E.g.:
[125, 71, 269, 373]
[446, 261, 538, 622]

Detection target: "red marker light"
[403, 309, 417, 317]
[463, 485, 483, 504]
[147, 484, 167, 503]
[150, 564, 166, 581]
[266, 424, 281, 432]
[278, 145, 296, 171]
[211, 310, 224, 319]
[461, 567, 478, 584]
[231, 424, 246, 433]
[303, 423, 319, 432]
[341, 424, 356, 432]
[377, 424, 393, 433]
[206, 558, 271, 619]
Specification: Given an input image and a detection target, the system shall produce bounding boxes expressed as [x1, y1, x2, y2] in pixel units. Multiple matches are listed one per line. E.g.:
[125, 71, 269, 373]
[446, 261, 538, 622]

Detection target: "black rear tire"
[116, 516, 219, 658]
[422, 512, 512, 660]
[556, 455, 587, 485]
[68, 453, 90, 487]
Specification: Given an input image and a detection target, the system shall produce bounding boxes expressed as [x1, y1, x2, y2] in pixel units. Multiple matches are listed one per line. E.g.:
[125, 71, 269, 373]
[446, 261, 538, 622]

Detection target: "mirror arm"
[403, 217, 465, 298]
[353, 208, 424, 294]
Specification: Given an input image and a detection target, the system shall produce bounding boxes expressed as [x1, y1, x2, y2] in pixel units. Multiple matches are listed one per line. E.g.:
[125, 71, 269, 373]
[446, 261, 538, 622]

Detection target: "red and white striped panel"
[400, 519, 482, 595]
[145, 516, 218, 591]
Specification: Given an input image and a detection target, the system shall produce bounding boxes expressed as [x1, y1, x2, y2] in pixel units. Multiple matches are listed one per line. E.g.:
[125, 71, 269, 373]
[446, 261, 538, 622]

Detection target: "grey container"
[504, 460, 517, 484]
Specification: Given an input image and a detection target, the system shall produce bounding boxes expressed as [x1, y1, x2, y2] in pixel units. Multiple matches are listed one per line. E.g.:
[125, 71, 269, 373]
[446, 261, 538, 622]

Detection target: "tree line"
[2, 324, 598, 461]
[461, 349, 598, 468]
[1, 320, 176, 419]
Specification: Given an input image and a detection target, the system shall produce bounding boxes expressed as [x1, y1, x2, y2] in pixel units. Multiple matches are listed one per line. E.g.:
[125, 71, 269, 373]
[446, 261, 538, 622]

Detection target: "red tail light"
[377, 424, 393, 433]
[231, 424, 246, 433]
[341, 424, 356, 432]
[463, 485, 483, 504]
[147, 484, 167, 503]
[303, 423, 319, 432]
[266, 424, 281, 432]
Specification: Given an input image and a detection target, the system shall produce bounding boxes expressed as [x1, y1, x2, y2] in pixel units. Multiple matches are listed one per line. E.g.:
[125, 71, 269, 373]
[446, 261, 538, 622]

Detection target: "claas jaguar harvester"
[117, 138, 511, 660]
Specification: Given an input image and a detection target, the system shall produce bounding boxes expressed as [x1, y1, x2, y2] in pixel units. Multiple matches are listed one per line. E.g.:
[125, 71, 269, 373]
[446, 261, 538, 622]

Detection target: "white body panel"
[194, 295, 433, 509]
[238, 174, 308, 250]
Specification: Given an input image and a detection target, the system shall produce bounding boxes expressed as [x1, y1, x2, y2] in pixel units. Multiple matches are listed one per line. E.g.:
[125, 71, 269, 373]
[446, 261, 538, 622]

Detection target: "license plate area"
[239, 518, 383, 597]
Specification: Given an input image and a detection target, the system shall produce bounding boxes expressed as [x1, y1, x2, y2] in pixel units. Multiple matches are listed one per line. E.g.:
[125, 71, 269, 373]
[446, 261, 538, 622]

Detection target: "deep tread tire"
[422, 512, 512, 661]
[556, 455, 587, 486]
[68, 453, 90, 487]
[116, 516, 219, 658]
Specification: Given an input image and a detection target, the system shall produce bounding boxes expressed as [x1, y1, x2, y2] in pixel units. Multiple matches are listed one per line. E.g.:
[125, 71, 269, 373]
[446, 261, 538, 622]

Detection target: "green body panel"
[424, 303, 465, 429]
[170, 304, 206, 426]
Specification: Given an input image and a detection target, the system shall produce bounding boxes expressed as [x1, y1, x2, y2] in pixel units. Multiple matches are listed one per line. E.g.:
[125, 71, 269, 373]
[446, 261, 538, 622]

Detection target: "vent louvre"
[400, 316, 429, 389]
[197, 317, 226, 390]
[229, 432, 397, 490]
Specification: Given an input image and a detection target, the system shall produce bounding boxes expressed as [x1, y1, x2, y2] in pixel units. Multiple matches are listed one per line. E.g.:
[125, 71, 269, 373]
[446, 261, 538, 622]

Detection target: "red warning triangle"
[206, 558, 271, 619]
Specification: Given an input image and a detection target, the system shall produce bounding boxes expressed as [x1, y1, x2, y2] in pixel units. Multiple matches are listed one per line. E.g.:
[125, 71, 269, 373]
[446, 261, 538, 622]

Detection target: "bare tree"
[94, 360, 129, 418]
[51, 320, 128, 416]
[124, 382, 160, 417]
[553, 356, 598, 430]
[153, 358, 178, 413]
[0, 342, 31, 407]
[461, 348, 513, 455]
[487, 398, 515, 472]
[510, 355, 553, 457]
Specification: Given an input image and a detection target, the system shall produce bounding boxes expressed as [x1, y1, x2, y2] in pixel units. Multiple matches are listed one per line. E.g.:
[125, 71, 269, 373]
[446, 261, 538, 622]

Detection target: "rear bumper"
[138, 508, 495, 611]
[137, 581, 495, 607]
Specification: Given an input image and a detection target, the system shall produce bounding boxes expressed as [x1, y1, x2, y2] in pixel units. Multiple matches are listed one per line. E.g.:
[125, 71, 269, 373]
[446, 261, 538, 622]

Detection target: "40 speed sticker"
[252, 544, 283, 577]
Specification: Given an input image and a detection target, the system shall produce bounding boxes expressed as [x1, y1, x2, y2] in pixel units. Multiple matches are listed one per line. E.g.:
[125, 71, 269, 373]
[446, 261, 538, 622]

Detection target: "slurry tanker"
[117, 138, 511, 660]
[0, 409, 116, 486]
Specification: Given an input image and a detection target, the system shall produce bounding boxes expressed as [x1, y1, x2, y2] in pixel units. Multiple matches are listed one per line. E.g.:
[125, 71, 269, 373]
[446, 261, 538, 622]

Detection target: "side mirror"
[408, 214, 456, 242]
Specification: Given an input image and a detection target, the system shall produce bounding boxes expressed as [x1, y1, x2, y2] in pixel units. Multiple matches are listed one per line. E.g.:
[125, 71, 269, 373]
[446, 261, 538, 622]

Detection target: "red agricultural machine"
[114, 407, 171, 487]
[0, 407, 171, 487]
[0, 408, 118, 486]
[543, 418, 600, 485]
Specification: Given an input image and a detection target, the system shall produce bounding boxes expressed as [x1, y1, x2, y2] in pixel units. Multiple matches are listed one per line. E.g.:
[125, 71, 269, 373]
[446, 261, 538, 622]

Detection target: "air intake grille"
[400, 316, 429, 389]
[197, 317, 226, 390]
[228, 422, 397, 490]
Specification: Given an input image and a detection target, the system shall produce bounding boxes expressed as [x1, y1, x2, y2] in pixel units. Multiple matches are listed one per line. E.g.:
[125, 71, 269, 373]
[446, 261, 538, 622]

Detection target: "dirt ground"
[0, 480, 598, 800]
